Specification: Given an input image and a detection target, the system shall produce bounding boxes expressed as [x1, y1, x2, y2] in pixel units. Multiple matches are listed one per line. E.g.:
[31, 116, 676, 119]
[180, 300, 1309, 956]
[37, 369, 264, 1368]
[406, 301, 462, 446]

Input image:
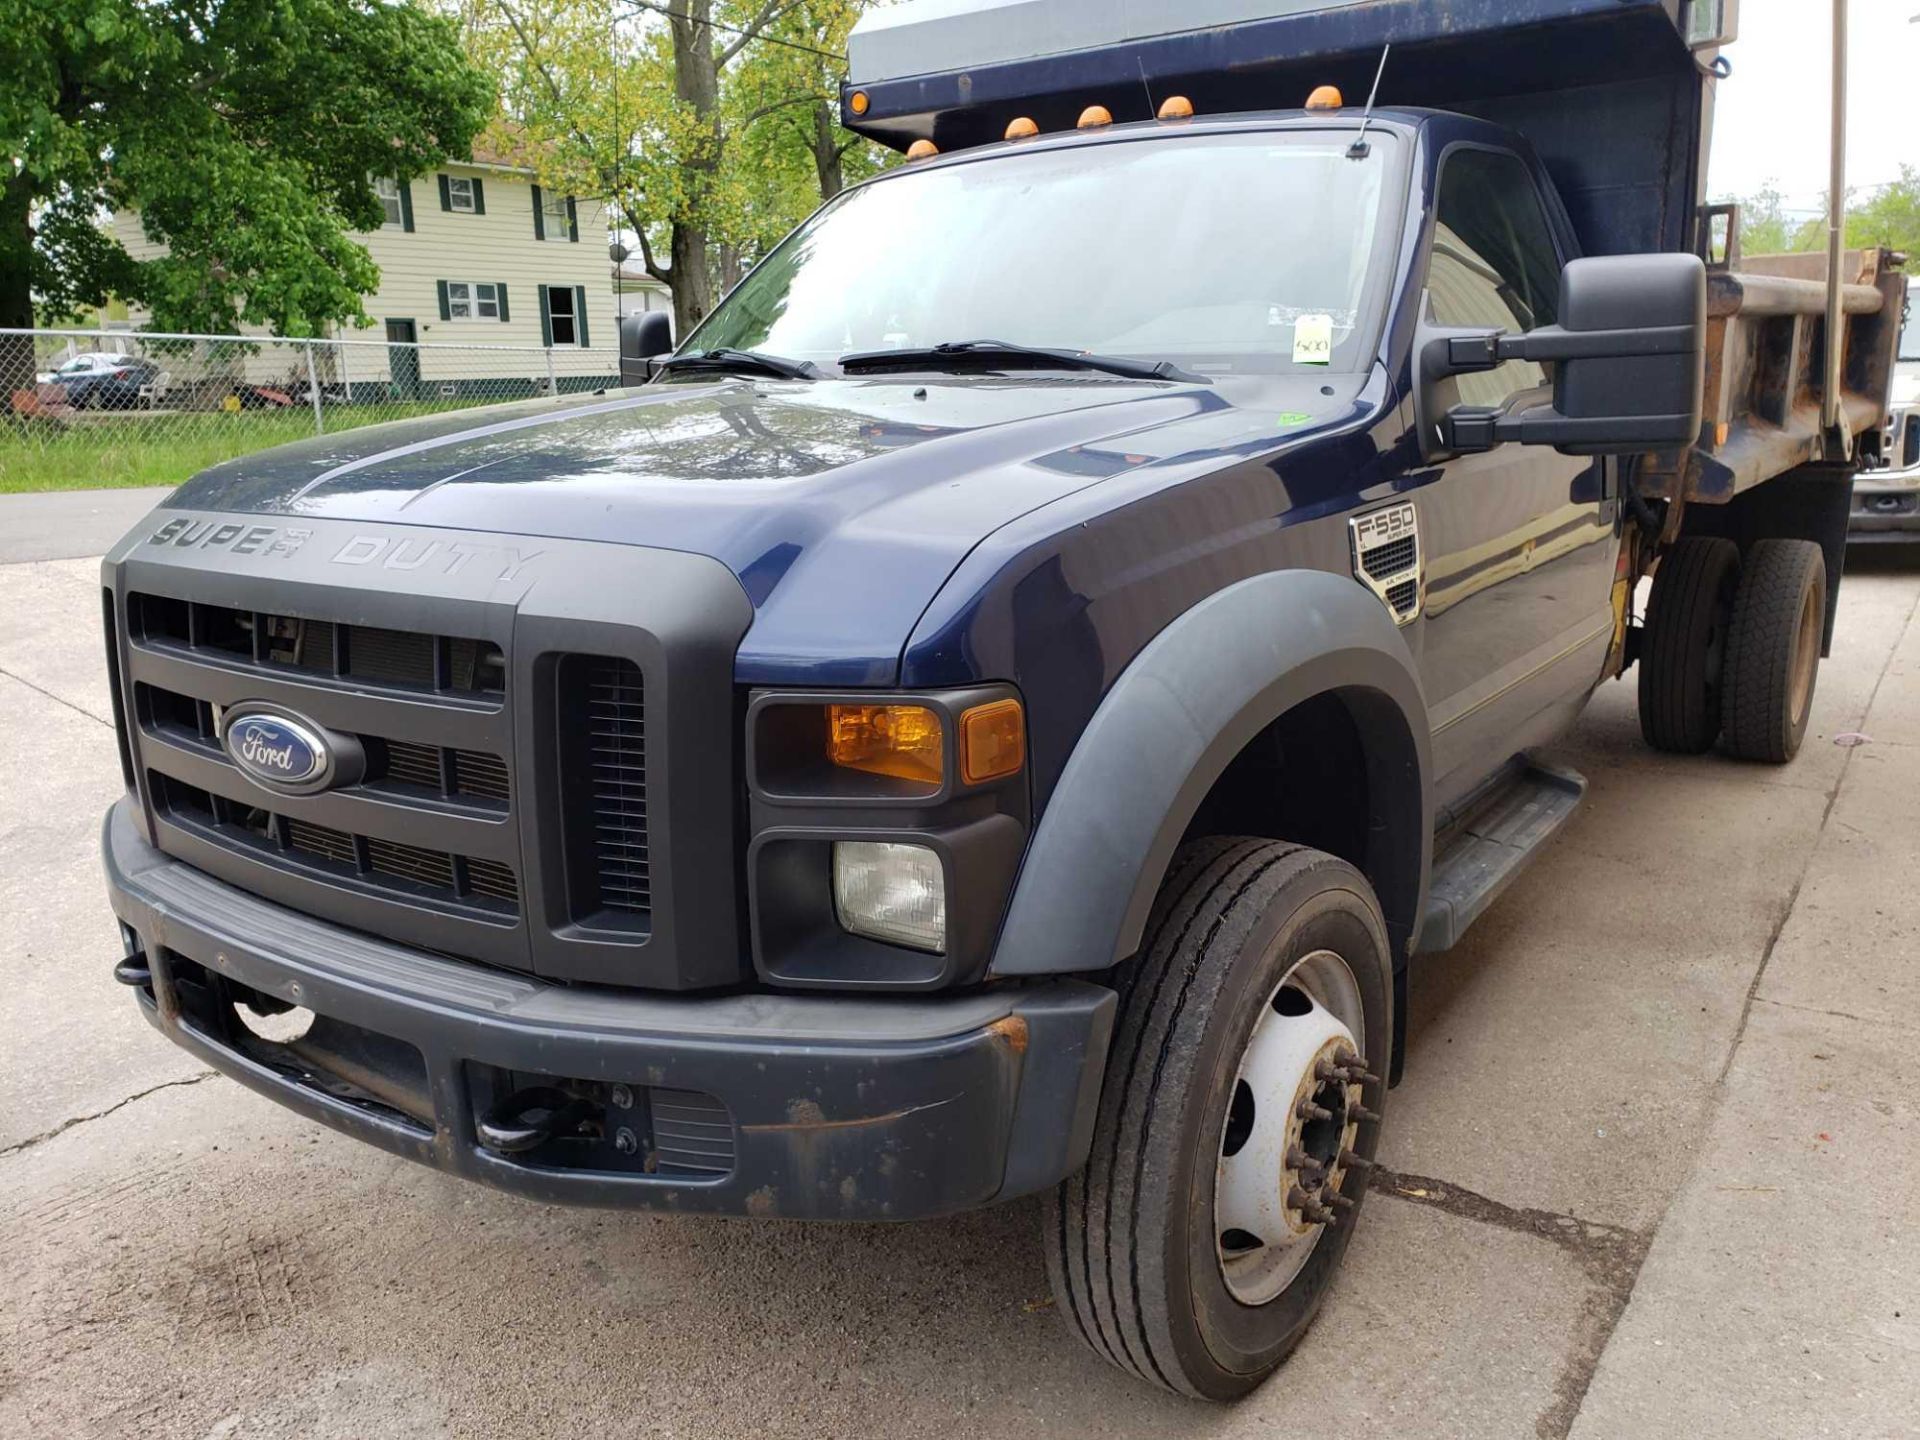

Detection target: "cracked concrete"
[0, 1072, 217, 1158]
[1, 528, 1915, 1438]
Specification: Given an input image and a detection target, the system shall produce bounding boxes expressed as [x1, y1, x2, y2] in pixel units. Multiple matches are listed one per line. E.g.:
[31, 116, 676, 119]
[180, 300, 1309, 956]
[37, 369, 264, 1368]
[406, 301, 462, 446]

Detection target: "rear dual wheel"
[1043, 839, 1392, 1400]
[1639, 535, 1827, 764]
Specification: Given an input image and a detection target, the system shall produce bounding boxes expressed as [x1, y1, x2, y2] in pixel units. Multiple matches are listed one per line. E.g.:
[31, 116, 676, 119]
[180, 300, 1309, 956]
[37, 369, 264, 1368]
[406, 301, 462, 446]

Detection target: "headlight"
[833, 840, 947, 953]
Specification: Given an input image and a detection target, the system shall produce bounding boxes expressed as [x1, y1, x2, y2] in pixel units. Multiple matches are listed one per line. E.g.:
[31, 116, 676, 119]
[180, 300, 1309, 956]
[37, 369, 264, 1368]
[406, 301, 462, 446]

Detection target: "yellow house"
[111, 148, 672, 397]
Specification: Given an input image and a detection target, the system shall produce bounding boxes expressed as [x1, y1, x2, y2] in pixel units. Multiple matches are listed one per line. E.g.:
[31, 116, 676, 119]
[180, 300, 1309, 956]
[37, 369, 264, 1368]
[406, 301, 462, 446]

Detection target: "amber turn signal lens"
[1305, 84, 1344, 110]
[1157, 95, 1195, 120]
[1005, 116, 1039, 140]
[1077, 104, 1114, 129]
[960, 699, 1025, 785]
[827, 704, 944, 784]
[906, 138, 940, 161]
[849, 90, 870, 116]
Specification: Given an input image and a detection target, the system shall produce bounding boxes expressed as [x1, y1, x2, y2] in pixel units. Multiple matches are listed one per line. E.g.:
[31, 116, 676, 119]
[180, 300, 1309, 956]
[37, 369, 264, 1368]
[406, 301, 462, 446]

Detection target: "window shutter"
[399, 180, 415, 232]
[537, 286, 553, 348]
[436, 280, 451, 321]
[567, 197, 579, 243]
[437, 174, 451, 211]
[531, 184, 545, 241]
[472, 177, 486, 215]
[496, 283, 510, 323]
[574, 286, 589, 347]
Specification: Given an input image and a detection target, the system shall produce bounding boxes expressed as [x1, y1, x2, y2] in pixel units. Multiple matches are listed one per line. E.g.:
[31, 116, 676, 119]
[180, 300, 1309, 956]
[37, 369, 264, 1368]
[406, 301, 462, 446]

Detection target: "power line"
[616, 1, 848, 62]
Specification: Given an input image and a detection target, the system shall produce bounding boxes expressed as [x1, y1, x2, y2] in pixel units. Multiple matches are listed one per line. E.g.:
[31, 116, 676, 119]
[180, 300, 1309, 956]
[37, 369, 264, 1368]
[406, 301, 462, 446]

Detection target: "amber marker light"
[1077, 104, 1114, 129]
[960, 699, 1026, 785]
[827, 704, 944, 784]
[906, 138, 940, 160]
[848, 90, 870, 116]
[1157, 95, 1195, 120]
[1005, 116, 1040, 140]
[1305, 84, 1345, 110]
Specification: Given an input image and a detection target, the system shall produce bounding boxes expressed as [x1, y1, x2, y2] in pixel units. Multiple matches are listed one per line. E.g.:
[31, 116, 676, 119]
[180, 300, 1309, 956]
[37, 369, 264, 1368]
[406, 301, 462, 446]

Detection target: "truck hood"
[169, 373, 1366, 683]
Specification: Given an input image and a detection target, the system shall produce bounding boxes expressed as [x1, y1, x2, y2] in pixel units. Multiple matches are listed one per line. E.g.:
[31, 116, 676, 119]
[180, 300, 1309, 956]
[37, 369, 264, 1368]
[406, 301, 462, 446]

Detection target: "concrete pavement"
[1, 524, 1915, 1439]
[0, 486, 174, 564]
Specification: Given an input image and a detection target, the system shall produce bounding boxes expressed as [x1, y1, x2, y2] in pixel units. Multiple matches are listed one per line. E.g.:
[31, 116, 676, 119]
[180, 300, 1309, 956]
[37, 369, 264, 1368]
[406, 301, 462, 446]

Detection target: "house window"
[375, 177, 405, 229]
[545, 285, 577, 345]
[447, 176, 477, 213]
[447, 281, 500, 320]
[543, 190, 572, 242]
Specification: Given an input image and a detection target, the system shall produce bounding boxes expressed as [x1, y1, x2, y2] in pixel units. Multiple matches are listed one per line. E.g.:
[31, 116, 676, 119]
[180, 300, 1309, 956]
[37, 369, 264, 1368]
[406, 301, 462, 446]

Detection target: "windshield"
[685, 129, 1399, 377]
[1901, 308, 1920, 363]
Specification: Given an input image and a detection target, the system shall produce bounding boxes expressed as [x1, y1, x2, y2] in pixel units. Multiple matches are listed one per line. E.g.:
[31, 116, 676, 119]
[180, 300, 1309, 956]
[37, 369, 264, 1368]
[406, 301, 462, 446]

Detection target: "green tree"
[1, 0, 493, 362]
[1846, 166, 1920, 257]
[474, 0, 888, 338]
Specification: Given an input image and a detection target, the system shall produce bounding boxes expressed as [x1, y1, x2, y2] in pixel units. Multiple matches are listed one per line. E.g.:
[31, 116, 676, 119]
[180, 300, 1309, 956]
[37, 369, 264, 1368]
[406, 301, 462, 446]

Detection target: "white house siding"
[110, 163, 632, 396]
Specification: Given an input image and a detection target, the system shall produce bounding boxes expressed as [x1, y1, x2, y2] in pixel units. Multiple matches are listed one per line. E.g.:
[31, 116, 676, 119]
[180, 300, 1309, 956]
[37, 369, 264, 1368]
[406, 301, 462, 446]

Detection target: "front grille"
[576, 656, 650, 916]
[131, 593, 504, 698]
[136, 683, 509, 811]
[160, 776, 519, 916]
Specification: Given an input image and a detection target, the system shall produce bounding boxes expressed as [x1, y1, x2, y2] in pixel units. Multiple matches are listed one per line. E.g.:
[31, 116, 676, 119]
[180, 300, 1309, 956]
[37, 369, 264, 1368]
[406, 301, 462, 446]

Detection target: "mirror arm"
[1432, 323, 1701, 378]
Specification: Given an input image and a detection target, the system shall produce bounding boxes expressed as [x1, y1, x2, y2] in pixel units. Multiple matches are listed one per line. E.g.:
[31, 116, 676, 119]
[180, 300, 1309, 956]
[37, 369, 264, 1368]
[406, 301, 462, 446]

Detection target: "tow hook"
[112, 951, 152, 988]
[477, 1085, 600, 1155]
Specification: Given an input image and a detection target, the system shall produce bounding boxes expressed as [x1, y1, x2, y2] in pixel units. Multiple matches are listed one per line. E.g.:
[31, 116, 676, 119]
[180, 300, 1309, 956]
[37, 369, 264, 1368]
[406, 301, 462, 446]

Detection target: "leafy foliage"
[1, 0, 494, 334]
[464, 0, 893, 336]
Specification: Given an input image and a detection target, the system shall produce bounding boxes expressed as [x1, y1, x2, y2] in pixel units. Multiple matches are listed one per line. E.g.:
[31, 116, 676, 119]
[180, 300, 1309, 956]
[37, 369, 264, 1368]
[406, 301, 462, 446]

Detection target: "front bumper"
[104, 799, 1115, 1220]
[1850, 473, 1920, 541]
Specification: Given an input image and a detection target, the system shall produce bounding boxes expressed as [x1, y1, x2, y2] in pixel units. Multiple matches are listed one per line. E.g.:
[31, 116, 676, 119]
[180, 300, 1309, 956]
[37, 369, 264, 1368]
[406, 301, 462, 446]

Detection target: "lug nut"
[1285, 1146, 1325, 1177]
[1320, 1187, 1355, 1211]
[1297, 1099, 1335, 1123]
[1349, 1103, 1382, 1124]
[1338, 1149, 1375, 1173]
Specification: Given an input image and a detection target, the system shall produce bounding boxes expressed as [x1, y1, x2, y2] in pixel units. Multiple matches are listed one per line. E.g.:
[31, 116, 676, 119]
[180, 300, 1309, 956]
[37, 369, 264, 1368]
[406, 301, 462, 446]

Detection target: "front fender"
[991, 568, 1431, 976]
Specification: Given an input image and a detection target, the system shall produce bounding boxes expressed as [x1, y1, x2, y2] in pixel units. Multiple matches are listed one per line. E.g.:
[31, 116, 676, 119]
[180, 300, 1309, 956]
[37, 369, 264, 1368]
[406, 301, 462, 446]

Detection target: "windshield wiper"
[656, 348, 820, 381]
[838, 340, 1210, 385]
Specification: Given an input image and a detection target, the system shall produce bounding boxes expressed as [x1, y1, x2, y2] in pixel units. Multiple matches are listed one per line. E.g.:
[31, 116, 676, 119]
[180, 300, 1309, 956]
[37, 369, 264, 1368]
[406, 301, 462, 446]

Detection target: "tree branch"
[715, 0, 802, 68]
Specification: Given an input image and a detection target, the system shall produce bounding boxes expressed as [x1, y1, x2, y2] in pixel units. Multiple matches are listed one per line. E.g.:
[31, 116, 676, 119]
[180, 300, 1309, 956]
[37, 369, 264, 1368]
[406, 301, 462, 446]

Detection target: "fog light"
[833, 841, 946, 953]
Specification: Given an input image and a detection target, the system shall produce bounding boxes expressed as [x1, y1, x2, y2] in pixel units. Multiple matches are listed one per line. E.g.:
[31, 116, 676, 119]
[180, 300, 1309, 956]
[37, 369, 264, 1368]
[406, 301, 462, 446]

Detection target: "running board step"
[1416, 761, 1588, 954]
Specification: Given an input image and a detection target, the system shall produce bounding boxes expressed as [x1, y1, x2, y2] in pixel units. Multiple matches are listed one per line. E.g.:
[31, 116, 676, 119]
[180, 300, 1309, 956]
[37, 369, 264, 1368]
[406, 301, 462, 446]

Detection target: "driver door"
[1407, 146, 1620, 813]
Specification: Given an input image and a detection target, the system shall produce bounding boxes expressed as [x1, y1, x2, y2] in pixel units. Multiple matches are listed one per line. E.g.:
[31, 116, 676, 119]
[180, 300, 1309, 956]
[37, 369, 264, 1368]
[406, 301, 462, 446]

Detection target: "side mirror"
[619, 311, 674, 385]
[1415, 252, 1706, 458]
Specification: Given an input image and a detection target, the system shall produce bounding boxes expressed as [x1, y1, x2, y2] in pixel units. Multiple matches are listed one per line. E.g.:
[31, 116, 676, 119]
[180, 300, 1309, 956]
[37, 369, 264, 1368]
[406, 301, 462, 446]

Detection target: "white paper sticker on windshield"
[1293, 314, 1334, 366]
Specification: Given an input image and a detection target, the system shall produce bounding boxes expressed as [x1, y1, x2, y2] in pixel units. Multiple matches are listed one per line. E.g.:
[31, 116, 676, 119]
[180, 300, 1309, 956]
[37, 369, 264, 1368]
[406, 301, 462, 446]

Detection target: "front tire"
[1043, 839, 1393, 1400]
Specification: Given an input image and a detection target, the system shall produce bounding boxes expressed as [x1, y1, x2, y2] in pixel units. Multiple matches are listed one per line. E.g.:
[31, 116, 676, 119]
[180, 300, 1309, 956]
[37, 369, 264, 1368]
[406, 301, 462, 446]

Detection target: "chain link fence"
[2, 327, 623, 493]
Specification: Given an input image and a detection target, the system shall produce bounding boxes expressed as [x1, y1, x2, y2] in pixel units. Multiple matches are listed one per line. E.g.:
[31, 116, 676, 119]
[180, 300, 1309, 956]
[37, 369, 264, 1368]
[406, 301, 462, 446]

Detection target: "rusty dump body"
[1650, 247, 1907, 506]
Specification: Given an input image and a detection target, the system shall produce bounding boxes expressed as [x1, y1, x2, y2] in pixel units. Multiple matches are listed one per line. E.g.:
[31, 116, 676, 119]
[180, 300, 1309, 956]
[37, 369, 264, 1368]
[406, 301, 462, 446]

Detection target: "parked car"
[1852, 312, 1920, 541]
[40, 352, 162, 410]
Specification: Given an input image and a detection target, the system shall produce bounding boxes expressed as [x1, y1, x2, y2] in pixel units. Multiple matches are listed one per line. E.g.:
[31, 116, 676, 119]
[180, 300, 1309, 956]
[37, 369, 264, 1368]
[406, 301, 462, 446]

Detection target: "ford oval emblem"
[221, 708, 335, 795]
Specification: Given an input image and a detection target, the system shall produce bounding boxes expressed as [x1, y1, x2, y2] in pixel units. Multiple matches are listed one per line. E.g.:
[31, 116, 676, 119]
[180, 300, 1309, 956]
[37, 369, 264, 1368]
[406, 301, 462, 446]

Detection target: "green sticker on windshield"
[1278, 411, 1313, 427]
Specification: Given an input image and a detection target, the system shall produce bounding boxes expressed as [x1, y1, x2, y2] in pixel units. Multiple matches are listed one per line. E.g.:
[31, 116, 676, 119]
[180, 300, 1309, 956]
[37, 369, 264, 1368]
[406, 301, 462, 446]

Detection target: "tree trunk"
[0, 172, 38, 395]
[811, 100, 846, 201]
[671, 225, 715, 337]
[667, 0, 724, 337]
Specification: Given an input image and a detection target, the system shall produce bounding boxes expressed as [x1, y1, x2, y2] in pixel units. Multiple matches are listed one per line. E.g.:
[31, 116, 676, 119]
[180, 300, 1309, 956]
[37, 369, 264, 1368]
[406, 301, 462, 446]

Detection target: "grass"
[0, 401, 492, 494]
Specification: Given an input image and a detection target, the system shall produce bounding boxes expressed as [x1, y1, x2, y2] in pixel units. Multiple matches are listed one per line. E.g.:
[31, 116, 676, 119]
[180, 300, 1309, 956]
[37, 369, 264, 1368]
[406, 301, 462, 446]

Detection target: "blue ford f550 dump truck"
[100, 0, 1902, 1399]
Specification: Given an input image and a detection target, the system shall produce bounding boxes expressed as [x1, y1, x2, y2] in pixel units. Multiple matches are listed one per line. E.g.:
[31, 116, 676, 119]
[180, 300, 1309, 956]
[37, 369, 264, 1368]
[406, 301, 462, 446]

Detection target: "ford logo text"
[220, 708, 358, 796]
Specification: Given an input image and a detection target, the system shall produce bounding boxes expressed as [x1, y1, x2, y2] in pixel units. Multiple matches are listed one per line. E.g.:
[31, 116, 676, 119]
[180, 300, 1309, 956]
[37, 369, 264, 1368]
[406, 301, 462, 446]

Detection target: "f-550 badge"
[1348, 502, 1422, 625]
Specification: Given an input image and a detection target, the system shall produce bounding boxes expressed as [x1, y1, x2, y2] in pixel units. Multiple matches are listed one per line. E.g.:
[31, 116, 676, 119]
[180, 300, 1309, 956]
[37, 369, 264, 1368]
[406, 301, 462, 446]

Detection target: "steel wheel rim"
[1213, 947, 1368, 1307]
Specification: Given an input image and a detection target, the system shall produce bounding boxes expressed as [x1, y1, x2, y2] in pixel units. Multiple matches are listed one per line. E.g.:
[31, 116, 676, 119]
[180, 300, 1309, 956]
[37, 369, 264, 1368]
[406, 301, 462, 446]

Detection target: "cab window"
[1427, 147, 1564, 410]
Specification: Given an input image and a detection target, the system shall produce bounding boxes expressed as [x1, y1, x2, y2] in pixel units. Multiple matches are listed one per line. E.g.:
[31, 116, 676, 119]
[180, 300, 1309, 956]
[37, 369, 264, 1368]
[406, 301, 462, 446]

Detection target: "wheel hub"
[1214, 951, 1378, 1306]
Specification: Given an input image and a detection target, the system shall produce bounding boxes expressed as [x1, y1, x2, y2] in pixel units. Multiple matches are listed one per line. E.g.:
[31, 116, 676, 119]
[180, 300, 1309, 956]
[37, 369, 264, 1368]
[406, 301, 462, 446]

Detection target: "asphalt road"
[1, 495, 1914, 1439]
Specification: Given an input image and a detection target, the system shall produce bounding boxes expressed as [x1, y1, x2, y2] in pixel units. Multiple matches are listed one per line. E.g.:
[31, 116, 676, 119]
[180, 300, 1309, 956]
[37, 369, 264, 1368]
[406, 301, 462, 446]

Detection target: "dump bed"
[845, 0, 1729, 258]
